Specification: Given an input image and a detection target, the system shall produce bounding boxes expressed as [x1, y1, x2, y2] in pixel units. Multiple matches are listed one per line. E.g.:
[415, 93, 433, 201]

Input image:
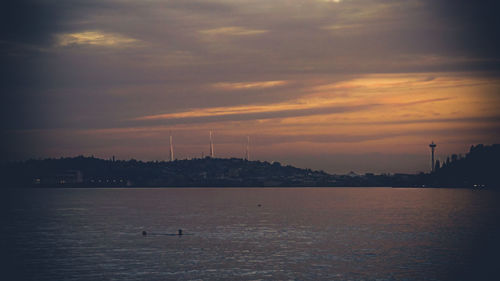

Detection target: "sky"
[1, 0, 500, 174]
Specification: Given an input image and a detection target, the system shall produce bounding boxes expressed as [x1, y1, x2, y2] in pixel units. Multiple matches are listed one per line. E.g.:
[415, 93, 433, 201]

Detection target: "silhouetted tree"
[429, 144, 499, 188]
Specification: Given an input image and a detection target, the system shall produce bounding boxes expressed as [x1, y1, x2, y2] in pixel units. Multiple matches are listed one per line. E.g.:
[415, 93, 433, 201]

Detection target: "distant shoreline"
[2, 144, 498, 190]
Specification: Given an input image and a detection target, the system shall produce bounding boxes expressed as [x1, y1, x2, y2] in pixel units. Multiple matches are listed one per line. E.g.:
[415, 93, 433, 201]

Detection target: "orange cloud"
[136, 73, 498, 124]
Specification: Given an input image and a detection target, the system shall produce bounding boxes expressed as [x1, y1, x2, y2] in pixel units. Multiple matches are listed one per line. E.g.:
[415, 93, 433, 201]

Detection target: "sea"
[2, 187, 500, 281]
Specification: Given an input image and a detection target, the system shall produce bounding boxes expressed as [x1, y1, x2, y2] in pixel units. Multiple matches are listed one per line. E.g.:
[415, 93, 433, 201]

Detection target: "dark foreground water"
[1, 187, 500, 281]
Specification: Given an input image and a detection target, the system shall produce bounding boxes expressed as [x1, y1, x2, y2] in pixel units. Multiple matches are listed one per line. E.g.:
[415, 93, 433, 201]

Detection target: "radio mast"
[169, 134, 174, 161]
[209, 131, 215, 158]
[245, 136, 250, 160]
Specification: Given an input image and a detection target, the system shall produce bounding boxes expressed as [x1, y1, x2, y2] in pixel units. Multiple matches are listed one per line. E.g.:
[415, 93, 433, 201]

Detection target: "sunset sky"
[2, 0, 499, 173]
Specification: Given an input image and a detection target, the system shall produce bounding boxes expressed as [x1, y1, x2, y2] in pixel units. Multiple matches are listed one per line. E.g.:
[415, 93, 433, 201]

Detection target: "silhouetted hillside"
[1, 157, 336, 187]
[428, 144, 500, 188]
[1, 144, 498, 188]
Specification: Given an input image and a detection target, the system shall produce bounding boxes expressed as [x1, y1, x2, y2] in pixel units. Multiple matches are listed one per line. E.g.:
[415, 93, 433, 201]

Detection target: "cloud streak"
[133, 75, 459, 125]
[199, 26, 268, 36]
[212, 80, 288, 90]
[55, 31, 139, 47]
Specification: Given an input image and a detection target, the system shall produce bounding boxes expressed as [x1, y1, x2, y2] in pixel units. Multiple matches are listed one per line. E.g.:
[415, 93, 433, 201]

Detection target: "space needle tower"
[429, 141, 436, 172]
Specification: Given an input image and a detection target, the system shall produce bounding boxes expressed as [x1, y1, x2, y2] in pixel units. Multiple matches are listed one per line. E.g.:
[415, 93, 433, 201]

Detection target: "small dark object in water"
[257, 204, 262, 207]
[178, 229, 183, 235]
[142, 230, 147, 236]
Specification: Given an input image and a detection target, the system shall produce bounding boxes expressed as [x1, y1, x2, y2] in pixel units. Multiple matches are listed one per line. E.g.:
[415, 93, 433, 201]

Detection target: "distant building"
[41, 170, 84, 185]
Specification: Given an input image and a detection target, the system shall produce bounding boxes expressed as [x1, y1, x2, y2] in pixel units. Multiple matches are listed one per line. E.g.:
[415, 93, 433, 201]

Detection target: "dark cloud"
[431, 0, 500, 57]
[1, 0, 59, 46]
[167, 0, 234, 13]
[0, 0, 60, 158]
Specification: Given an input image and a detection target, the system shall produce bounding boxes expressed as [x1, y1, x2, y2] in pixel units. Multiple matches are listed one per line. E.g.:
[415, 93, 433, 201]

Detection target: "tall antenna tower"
[209, 131, 215, 158]
[169, 134, 174, 161]
[429, 141, 436, 172]
[245, 136, 250, 161]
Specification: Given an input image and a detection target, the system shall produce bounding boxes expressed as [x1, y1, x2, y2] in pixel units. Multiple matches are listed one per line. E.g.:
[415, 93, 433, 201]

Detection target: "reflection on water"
[2, 188, 500, 280]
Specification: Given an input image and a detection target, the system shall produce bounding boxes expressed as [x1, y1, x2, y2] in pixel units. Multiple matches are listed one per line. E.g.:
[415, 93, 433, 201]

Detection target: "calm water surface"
[2, 188, 500, 281]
